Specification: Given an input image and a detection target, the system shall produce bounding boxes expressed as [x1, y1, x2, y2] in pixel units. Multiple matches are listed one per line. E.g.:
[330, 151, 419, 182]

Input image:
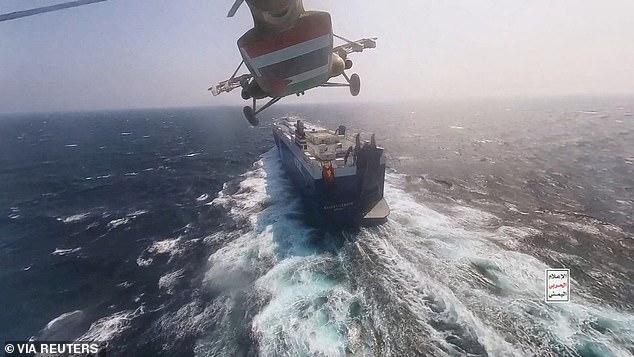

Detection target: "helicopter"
[209, 0, 377, 126]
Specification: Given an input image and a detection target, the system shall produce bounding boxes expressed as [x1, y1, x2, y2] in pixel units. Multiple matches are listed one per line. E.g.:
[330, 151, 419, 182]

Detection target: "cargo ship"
[272, 117, 389, 228]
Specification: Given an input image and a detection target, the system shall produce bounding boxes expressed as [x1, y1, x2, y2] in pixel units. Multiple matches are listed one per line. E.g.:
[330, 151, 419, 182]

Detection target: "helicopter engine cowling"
[329, 53, 345, 78]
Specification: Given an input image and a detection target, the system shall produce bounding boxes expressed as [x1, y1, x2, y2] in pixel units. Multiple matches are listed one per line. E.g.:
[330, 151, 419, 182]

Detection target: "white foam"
[559, 221, 602, 236]
[44, 310, 84, 331]
[58, 213, 90, 224]
[196, 149, 634, 355]
[116, 281, 133, 288]
[108, 217, 129, 229]
[159, 269, 185, 295]
[79, 307, 144, 343]
[136, 237, 183, 266]
[148, 238, 181, 255]
[200, 150, 360, 355]
[352, 173, 634, 355]
[196, 194, 209, 202]
[251, 256, 357, 356]
[38, 310, 85, 340]
[51, 247, 82, 256]
[127, 209, 148, 218]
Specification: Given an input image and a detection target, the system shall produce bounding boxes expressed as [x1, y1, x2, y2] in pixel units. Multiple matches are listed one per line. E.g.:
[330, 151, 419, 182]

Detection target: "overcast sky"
[1, 0, 633, 113]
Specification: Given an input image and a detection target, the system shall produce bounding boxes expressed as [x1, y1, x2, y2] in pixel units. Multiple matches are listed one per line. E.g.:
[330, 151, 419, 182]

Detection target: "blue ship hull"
[273, 127, 386, 229]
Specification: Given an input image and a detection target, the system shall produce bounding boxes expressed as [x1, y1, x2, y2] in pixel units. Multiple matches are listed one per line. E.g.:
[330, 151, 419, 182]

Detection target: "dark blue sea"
[1, 99, 632, 356]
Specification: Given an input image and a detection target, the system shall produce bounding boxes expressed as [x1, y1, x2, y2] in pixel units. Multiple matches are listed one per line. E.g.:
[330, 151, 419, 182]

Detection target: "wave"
[51, 247, 82, 256]
[346, 174, 634, 356]
[136, 237, 184, 267]
[193, 149, 634, 356]
[79, 307, 145, 344]
[108, 217, 130, 229]
[196, 194, 209, 202]
[58, 213, 90, 224]
[38, 310, 85, 340]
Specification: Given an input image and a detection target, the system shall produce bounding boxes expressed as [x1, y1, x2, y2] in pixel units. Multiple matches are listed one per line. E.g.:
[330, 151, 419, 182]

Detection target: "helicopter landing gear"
[348, 73, 360, 96]
[242, 96, 282, 126]
[342, 72, 360, 96]
[243, 106, 258, 126]
[319, 72, 361, 96]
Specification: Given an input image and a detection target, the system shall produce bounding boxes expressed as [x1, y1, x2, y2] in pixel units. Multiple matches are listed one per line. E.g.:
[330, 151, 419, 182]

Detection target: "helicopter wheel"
[349, 73, 361, 96]
[241, 89, 251, 100]
[243, 106, 259, 126]
[345, 59, 353, 70]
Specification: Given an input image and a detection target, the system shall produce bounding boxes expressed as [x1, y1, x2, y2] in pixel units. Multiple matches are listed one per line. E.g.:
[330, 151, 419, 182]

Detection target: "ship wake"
[193, 149, 634, 356]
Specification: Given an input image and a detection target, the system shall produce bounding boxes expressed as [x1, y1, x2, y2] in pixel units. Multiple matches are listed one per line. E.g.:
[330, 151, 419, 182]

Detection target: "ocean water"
[0, 98, 632, 356]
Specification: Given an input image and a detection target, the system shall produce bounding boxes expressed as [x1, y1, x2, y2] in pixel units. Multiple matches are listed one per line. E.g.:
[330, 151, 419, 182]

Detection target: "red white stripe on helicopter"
[248, 34, 331, 69]
[240, 34, 331, 79]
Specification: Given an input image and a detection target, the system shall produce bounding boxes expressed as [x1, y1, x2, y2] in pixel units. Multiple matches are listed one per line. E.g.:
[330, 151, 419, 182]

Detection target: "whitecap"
[78, 307, 144, 343]
[196, 194, 209, 202]
[116, 281, 133, 289]
[51, 247, 82, 256]
[136, 257, 153, 267]
[200, 149, 355, 355]
[158, 269, 185, 295]
[559, 221, 601, 236]
[39, 310, 85, 340]
[107, 218, 130, 229]
[58, 213, 90, 223]
[136, 237, 183, 266]
[44, 310, 84, 331]
[126, 209, 148, 218]
[197, 149, 634, 356]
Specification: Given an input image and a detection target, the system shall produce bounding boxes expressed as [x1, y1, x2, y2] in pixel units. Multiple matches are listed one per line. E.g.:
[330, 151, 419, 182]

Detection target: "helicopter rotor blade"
[227, 0, 245, 17]
[0, 0, 107, 23]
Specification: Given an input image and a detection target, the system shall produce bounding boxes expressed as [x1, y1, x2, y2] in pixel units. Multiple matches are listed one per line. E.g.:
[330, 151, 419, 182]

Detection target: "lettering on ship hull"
[323, 201, 354, 211]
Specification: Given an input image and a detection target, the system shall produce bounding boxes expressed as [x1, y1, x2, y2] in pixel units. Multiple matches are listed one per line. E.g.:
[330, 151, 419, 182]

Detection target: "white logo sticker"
[545, 268, 570, 303]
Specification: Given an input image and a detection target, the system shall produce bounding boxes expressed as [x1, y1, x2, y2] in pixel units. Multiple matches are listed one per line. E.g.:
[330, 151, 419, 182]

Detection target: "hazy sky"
[1, 0, 633, 113]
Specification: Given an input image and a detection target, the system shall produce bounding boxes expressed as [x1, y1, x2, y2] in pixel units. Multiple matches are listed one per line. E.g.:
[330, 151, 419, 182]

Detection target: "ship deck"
[274, 117, 384, 179]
